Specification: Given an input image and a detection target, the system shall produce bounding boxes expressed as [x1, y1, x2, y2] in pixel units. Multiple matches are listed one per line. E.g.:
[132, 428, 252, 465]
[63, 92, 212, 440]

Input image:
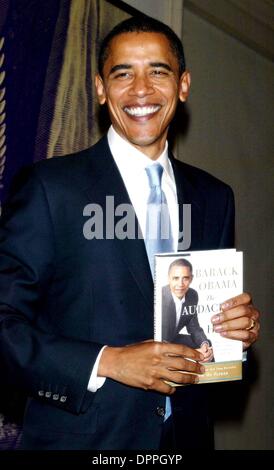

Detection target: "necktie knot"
[145, 163, 163, 189]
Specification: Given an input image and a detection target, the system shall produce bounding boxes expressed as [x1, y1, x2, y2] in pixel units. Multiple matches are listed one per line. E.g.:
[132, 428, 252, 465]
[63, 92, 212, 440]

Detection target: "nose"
[128, 73, 154, 97]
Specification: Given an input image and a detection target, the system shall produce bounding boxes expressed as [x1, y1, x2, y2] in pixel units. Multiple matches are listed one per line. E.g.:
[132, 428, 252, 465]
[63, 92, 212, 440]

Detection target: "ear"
[95, 74, 106, 105]
[178, 71, 191, 103]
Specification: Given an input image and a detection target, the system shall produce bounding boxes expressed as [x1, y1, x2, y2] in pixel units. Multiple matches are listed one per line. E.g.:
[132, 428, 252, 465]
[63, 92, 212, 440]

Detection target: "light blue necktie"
[145, 163, 173, 273]
[145, 163, 173, 421]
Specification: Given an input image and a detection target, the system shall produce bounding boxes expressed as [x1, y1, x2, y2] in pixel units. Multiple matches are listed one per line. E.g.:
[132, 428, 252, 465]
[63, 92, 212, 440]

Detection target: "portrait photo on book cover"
[161, 258, 214, 363]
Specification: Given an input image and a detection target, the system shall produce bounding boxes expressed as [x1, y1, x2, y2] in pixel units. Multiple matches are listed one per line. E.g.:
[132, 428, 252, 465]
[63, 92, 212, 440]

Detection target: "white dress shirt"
[88, 126, 179, 392]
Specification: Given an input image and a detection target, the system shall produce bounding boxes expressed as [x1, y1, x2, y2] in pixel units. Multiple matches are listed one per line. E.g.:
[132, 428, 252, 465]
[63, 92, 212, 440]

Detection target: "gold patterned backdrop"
[37, 0, 130, 159]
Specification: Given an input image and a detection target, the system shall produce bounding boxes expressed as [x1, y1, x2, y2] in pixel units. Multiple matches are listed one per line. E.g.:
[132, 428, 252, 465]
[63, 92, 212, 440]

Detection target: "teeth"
[124, 105, 161, 117]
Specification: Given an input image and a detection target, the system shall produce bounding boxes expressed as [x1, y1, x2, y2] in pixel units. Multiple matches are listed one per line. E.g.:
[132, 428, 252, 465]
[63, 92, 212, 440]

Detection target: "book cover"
[154, 249, 243, 384]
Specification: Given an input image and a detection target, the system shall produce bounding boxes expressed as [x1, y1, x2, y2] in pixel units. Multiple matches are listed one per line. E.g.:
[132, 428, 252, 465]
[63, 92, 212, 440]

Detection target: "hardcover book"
[154, 249, 243, 384]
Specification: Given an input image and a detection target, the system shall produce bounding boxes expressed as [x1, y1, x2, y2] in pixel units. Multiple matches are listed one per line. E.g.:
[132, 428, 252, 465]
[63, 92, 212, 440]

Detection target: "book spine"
[153, 256, 158, 341]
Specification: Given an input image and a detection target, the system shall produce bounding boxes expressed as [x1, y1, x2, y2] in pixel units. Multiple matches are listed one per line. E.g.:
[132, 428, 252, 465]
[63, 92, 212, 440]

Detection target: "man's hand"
[211, 292, 260, 349]
[98, 341, 205, 395]
[197, 343, 214, 363]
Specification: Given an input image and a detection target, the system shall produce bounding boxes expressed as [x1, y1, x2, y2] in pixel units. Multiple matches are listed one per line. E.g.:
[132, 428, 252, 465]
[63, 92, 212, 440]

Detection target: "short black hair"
[168, 258, 193, 275]
[98, 15, 186, 77]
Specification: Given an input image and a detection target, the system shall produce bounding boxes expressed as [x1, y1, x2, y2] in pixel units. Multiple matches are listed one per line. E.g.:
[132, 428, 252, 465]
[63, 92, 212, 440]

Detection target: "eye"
[151, 69, 168, 76]
[114, 72, 131, 79]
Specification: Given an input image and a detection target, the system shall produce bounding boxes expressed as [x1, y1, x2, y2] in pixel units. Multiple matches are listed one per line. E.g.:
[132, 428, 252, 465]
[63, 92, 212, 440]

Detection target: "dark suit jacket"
[162, 286, 209, 347]
[0, 136, 234, 450]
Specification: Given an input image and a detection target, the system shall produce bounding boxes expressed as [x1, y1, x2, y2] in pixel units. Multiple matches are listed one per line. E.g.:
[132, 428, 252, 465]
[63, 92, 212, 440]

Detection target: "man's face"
[168, 266, 193, 299]
[95, 32, 191, 159]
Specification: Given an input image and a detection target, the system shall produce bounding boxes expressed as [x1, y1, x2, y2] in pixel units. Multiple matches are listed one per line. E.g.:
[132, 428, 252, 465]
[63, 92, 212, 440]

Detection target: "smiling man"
[162, 258, 214, 363]
[95, 30, 190, 158]
[0, 16, 260, 451]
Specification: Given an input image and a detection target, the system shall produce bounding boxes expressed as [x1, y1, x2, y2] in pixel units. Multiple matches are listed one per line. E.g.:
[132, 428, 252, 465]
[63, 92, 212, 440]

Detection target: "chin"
[127, 134, 160, 147]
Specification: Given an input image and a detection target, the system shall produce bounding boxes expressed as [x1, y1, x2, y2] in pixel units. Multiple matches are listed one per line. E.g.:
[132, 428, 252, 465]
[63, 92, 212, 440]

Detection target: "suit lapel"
[169, 151, 205, 251]
[81, 137, 154, 310]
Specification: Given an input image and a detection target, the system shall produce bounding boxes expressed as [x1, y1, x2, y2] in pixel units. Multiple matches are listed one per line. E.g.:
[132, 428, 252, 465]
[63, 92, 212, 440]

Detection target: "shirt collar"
[107, 125, 173, 180]
[172, 293, 185, 305]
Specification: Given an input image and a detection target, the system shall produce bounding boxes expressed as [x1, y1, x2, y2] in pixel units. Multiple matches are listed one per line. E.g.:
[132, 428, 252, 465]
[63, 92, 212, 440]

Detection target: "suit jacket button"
[60, 395, 67, 403]
[38, 390, 44, 397]
[156, 406, 165, 417]
[52, 394, 59, 400]
[45, 391, 51, 398]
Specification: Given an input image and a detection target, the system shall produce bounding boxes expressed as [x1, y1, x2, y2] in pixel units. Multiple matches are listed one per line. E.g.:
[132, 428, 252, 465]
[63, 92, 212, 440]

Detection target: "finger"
[161, 342, 204, 362]
[213, 316, 253, 333]
[164, 356, 205, 374]
[219, 329, 258, 343]
[202, 351, 213, 361]
[212, 303, 260, 325]
[243, 328, 259, 349]
[220, 292, 252, 311]
[248, 306, 260, 322]
[153, 380, 177, 395]
[163, 370, 200, 385]
[141, 373, 176, 394]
